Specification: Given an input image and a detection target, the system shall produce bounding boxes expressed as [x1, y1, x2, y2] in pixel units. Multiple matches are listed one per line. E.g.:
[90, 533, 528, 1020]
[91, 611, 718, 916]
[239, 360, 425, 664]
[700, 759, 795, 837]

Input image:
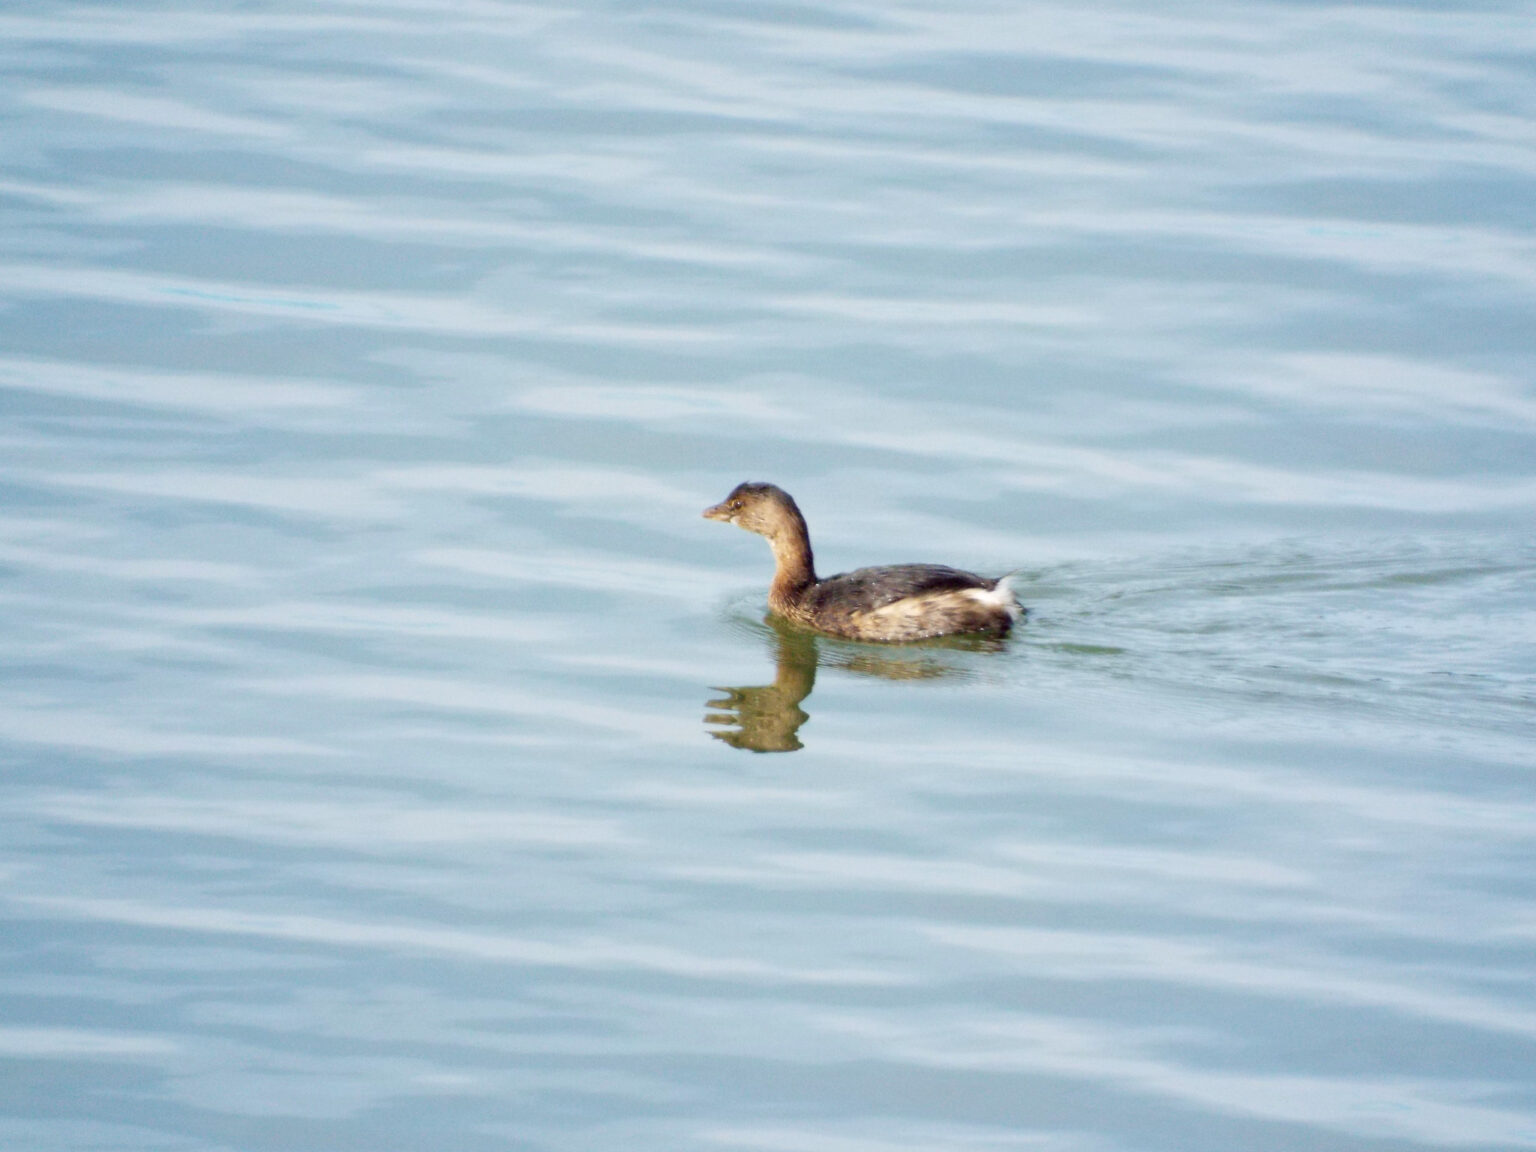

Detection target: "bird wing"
[808, 564, 991, 614]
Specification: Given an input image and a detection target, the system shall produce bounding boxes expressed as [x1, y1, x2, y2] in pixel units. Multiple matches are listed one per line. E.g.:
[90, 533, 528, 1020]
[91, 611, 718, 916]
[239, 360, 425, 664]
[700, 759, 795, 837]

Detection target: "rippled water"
[3, 2, 1534, 1149]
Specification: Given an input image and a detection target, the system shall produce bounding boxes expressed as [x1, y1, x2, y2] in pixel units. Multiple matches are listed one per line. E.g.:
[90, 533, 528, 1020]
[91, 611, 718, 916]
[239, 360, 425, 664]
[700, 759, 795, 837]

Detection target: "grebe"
[704, 482, 1023, 642]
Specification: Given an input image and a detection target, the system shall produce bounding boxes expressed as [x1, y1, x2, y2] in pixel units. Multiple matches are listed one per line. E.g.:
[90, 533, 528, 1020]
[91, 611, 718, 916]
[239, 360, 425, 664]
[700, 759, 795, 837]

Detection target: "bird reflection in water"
[705, 615, 1004, 752]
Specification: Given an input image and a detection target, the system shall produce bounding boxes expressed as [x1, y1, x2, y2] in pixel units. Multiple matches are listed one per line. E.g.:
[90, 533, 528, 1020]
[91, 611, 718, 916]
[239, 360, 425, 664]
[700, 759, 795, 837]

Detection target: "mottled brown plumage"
[703, 482, 1022, 642]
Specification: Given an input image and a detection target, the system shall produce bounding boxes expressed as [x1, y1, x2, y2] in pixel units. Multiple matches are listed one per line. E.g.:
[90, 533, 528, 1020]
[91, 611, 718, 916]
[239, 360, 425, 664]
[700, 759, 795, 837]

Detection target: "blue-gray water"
[3, 2, 1534, 1149]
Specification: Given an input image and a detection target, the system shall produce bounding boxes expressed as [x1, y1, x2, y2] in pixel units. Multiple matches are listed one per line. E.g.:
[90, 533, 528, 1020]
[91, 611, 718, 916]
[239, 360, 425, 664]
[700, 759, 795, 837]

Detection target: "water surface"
[2, 2, 1534, 1150]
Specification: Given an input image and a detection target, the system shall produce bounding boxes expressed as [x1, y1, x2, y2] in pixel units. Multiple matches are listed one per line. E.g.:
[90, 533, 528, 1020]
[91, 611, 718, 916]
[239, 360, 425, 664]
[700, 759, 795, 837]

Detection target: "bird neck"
[767, 516, 816, 611]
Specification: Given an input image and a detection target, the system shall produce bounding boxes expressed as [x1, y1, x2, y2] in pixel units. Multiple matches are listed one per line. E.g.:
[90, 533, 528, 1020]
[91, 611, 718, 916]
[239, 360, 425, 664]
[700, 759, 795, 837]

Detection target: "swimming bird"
[704, 482, 1022, 642]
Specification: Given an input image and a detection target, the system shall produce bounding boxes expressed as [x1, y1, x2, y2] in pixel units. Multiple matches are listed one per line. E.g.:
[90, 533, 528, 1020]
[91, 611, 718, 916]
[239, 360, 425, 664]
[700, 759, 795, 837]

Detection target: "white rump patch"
[965, 574, 1024, 621]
